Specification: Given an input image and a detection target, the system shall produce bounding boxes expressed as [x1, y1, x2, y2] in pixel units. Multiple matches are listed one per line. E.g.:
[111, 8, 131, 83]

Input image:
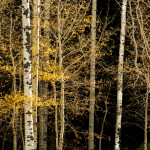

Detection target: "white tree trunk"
[114, 0, 127, 150]
[32, 0, 40, 149]
[58, 1, 65, 149]
[22, 0, 34, 149]
[88, 0, 97, 150]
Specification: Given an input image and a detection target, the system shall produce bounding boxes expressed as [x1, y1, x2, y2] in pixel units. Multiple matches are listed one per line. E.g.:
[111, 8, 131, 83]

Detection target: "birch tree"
[32, 0, 40, 149]
[115, 0, 127, 149]
[58, 1, 65, 149]
[88, 0, 97, 149]
[22, 0, 34, 149]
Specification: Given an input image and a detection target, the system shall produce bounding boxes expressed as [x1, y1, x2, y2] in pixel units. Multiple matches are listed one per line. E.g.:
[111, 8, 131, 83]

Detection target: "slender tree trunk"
[99, 100, 108, 150]
[19, 55, 24, 149]
[88, 0, 97, 149]
[42, 95, 48, 150]
[2, 133, 5, 150]
[0, 3, 1, 45]
[39, 80, 44, 150]
[54, 81, 59, 150]
[144, 76, 149, 150]
[114, 0, 127, 150]
[39, 0, 49, 149]
[9, 11, 17, 150]
[42, 0, 50, 149]
[54, 46, 59, 150]
[22, 0, 34, 149]
[20, 115, 25, 150]
[58, 1, 65, 149]
[32, 0, 40, 149]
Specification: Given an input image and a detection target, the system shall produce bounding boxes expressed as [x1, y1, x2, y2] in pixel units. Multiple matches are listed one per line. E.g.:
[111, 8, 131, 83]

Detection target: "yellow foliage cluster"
[0, 93, 58, 116]
[0, 93, 24, 115]
[39, 70, 60, 82]
[0, 65, 12, 73]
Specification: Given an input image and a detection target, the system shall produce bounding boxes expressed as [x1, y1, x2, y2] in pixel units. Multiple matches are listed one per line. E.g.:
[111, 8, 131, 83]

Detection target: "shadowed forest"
[0, 0, 149, 149]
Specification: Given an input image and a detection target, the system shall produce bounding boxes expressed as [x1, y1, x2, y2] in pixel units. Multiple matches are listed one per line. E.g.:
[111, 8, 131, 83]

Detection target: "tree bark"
[10, 11, 17, 150]
[144, 76, 149, 150]
[88, 0, 97, 149]
[22, 0, 34, 149]
[99, 99, 108, 150]
[32, 0, 40, 149]
[58, 1, 65, 149]
[114, 0, 127, 150]
[42, 0, 49, 149]
[20, 115, 25, 150]
[39, 80, 44, 150]
[54, 46, 58, 150]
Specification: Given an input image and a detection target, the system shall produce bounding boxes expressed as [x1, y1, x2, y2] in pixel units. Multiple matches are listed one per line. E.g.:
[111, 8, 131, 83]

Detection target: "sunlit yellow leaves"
[96, 135, 102, 139]
[0, 93, 24, 115]
[96, 135, 111, 141]
[40, 20, 50, 29]
[46, 47, 56, 54]
[44, 98, 57, 107]
[0, 65, 12, 72]
[39, 71, 60, 82]
[98, 79, 103, 84]
[0, 92, 58, 117]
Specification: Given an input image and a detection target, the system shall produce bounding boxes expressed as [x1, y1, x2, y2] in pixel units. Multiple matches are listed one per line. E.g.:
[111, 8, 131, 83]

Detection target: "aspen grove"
[0, 0, 149, 149]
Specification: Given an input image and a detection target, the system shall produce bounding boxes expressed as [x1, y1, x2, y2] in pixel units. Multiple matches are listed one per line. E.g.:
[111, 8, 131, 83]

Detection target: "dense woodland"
[0, 0, 149, 149]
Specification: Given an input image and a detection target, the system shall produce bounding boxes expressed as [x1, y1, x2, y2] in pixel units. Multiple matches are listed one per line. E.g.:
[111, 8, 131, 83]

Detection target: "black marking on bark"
[27, 135, 34, 141]
[26, 111, 32, 115]
[27, 121, 32, 127]
[29, 55, 32, 61]
[26, 81, 32, 85]
[24, 62, 30, 68]
[25, 31, 31, 53]
[23, 8, 29, 18]
[25, 26, 31, 30]
[118, 127, 121, 147]
[33, 75, 37, 79]
[24, 69, 28, 72]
